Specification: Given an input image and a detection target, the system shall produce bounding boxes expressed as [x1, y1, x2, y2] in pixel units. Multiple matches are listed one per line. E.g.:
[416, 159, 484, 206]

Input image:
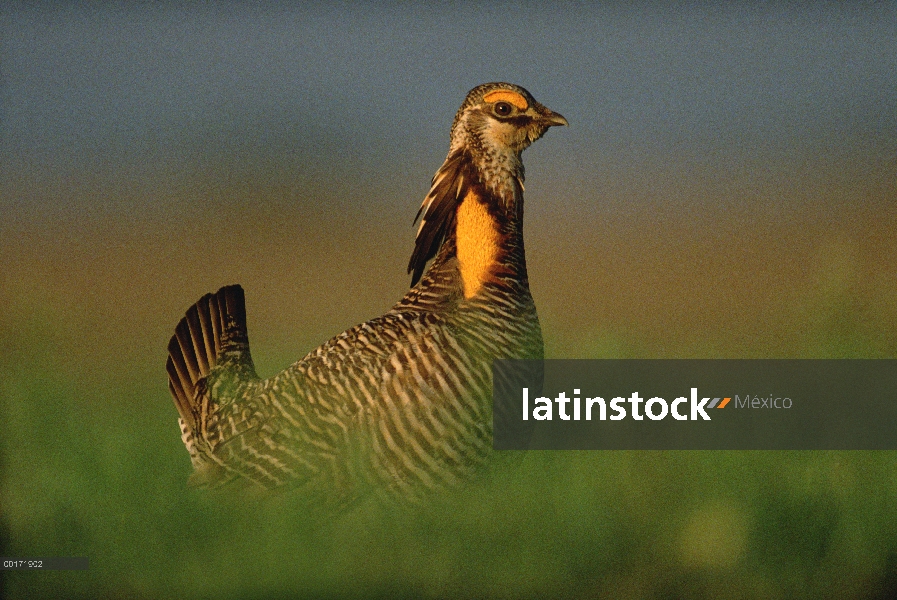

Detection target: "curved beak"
[540, 108, 569, 127]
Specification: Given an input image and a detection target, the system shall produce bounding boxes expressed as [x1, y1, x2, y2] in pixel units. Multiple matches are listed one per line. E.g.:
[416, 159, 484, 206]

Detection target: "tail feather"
[185, 304, 210, 374]
[166, 284, 256, 459]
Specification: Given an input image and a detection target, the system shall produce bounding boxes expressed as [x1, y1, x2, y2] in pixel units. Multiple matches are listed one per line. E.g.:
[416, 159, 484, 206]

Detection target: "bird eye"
[494, 102, 513, 116]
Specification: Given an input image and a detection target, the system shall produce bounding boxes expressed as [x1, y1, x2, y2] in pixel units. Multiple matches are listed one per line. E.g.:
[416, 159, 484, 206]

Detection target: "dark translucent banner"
[493, 360, 897, 450]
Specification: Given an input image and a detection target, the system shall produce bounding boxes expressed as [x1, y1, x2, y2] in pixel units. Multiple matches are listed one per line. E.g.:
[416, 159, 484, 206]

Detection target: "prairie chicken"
[166, 82, 567, 502]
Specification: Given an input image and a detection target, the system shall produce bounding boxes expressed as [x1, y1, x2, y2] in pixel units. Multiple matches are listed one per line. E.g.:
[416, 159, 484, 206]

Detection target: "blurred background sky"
[2, 3, 897, 598]
[1, 1, 895, 380]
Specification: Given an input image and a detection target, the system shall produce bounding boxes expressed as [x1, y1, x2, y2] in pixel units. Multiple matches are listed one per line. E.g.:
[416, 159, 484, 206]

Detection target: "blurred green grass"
[1, 161, 895, 597]
[2, 298, 897, 599]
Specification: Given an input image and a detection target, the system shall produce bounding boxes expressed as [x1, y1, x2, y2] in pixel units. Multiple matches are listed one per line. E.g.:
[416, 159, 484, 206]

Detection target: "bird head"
[449, 82, 568, 158]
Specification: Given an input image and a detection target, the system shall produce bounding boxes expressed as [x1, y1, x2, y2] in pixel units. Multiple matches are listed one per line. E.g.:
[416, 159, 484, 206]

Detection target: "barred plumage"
[166, 82, 567, 502]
